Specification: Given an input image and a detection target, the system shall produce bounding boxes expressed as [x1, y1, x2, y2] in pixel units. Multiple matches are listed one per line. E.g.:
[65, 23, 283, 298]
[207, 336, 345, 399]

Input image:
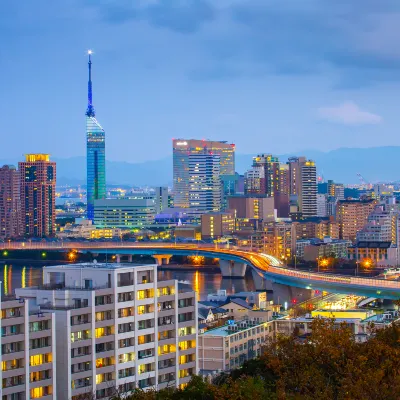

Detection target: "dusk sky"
[2, 1, 400, 163]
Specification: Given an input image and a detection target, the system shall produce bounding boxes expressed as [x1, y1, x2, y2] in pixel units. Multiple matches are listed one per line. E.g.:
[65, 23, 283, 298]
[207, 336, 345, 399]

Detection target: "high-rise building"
[188, 152, 222, 216]
[337, 199, 376, 242]
[316, 194, 327, 217]
[244, 166, 265, 195]
[86, 51, 106, 221]
[251, 154, 280, 197]
[0, 165, 23, 238]
[154, 187, 169, 214]
[288, 157, 317, 218]
[16, 262, 198, 399]
[172, 139, 235, 208]
[19, 154, 56, 237]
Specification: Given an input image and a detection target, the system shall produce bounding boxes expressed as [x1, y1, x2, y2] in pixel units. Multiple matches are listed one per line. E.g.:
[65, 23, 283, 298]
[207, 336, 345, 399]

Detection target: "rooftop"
[43, 262, 156, 271]
[201, 319, 268, 337]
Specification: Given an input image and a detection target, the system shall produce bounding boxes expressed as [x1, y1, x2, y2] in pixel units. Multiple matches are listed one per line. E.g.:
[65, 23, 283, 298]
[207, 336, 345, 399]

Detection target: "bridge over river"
[2, 242, 400, 299]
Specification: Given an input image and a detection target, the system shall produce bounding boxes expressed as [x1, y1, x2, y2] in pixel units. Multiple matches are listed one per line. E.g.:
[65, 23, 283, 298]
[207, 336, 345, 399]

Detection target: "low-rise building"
[1, 298, 56, 400]
[94, 199, 156, 229]
[198, 316, 275, 375]
[303, 237, 352, 261]
[58, 219, 128, 239]
[15, 262, 198, 399]
[348, 241, 398, 266]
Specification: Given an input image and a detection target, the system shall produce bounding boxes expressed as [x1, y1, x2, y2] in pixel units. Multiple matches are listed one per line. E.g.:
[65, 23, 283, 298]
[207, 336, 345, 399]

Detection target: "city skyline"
[2, 2, 400, 163]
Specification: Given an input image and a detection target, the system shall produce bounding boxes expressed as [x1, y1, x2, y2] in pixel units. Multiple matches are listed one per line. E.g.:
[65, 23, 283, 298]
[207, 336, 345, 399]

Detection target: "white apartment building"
[15, 262, 198, 400]
[198, 315, 275, 375]
[1, 298, 56, 400]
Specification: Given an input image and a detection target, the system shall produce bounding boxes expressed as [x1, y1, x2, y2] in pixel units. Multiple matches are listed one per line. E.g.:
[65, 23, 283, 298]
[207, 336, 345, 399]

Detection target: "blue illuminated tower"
[86, 51, 106, 221]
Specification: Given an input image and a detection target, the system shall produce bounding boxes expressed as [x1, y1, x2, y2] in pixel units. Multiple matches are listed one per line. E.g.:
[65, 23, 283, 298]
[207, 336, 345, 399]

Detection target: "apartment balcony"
[1, 349, 25, 361]
[71, 322, 92, 333]
[71, 338, 92, 349]
[1, 332, 25, 344]
[179, 360, 196, 370]
[95, 364, 115, 375]
[177, 305, 195, 314]
[2, 367, 25, 379]
[30, 377, 53, 389]
[29, 345, 52, 357]
[158, 308, 175, 318]
[2, 385, 27, 397]
[95, 319, 117, 329]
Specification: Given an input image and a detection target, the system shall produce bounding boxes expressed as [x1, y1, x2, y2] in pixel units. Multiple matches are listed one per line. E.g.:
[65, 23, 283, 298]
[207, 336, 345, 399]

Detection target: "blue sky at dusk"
[2, 1, 400, 163]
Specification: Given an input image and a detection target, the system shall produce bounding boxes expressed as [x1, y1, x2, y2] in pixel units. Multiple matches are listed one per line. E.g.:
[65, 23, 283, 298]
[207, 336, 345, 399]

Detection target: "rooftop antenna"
[86, 50, 95, 117]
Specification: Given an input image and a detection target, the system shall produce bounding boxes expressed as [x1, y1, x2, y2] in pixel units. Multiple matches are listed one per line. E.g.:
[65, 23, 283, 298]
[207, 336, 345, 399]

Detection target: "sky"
[2, 0, 400, 163]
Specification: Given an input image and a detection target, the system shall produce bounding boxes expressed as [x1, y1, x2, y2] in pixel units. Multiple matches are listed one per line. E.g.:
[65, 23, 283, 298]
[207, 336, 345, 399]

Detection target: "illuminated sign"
[176, 141, 188, 146]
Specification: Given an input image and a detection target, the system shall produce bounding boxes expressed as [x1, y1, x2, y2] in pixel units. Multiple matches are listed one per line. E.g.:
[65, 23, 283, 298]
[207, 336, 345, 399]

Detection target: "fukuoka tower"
[85, 51, 106, 221]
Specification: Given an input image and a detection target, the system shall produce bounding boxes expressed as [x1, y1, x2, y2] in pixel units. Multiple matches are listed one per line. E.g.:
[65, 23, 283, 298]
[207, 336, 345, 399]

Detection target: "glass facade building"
[86, 52, 106, 221]
[173, 139, 235, 208]
[188, 152, 222, 217]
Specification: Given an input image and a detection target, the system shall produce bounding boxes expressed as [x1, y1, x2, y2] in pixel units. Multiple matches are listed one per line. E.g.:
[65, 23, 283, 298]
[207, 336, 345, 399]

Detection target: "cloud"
[317, 102, 382, 125]
[84, 0, 215, 33]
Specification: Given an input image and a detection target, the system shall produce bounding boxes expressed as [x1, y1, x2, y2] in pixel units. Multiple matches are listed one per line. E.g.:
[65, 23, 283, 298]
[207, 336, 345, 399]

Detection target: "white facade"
[188, 153, 222, 216]
[153, 187, 169, 214]
[0, 299, 56, 400]
[15, 263, 198, 400]
[316, 194, 327, 217]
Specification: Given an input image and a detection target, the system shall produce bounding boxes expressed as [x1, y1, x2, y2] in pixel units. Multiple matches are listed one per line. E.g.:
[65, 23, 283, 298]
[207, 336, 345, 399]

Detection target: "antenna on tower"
[86, 50, 95, 117]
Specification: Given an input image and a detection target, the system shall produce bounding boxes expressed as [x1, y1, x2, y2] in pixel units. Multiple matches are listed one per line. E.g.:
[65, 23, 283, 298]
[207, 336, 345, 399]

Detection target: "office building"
[337, 199, 376, 242]
[0, 165, 22, 238]
[16, 262, 198, 399]
[228, 195, 274, 221]
[316, 194, 327, 217]
[188, 152, 222, 216]
[327, 180, 345, 200]
[172, 139, 235, 208]
[244, 166, 265, 195]
[221, 174, 238, 211]
[1, 298, 56, 399]
[201, 211, 235, 239]
[288, 157, 317, 218]
[251, 155, 279, 197]
[153, 187, 169, 214]
[86, 52, 106, 221]
[19, 154, 56, 237]
[94, 199, 156, 229]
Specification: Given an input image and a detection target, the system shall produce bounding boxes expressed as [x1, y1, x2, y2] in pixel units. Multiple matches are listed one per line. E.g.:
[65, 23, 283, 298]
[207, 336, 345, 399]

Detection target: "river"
[1, 262, 311, 306]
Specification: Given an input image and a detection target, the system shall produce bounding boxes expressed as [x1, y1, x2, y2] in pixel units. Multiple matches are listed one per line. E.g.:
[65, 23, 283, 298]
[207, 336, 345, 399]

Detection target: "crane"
[356, 173, 372, 189]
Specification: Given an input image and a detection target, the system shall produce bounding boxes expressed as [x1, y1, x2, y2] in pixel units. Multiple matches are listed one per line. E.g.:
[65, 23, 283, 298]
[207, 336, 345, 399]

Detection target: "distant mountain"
[1, 146, 399, 185]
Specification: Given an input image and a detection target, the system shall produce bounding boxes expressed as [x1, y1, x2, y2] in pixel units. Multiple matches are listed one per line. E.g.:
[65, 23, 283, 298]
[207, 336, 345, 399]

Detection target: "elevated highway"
[2, 241, 400, 299]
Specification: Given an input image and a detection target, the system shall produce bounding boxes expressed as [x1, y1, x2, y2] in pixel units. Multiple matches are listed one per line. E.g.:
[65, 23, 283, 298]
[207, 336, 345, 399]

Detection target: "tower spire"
[86, 50, 95, 117]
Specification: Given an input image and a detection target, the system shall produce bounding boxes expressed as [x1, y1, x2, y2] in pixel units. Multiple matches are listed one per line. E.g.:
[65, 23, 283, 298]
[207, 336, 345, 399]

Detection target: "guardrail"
[265, 265, 400, 290]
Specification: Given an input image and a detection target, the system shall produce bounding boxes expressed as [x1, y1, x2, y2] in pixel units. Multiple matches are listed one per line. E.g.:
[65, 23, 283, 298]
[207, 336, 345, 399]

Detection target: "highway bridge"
[2, 241, 400, 299]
